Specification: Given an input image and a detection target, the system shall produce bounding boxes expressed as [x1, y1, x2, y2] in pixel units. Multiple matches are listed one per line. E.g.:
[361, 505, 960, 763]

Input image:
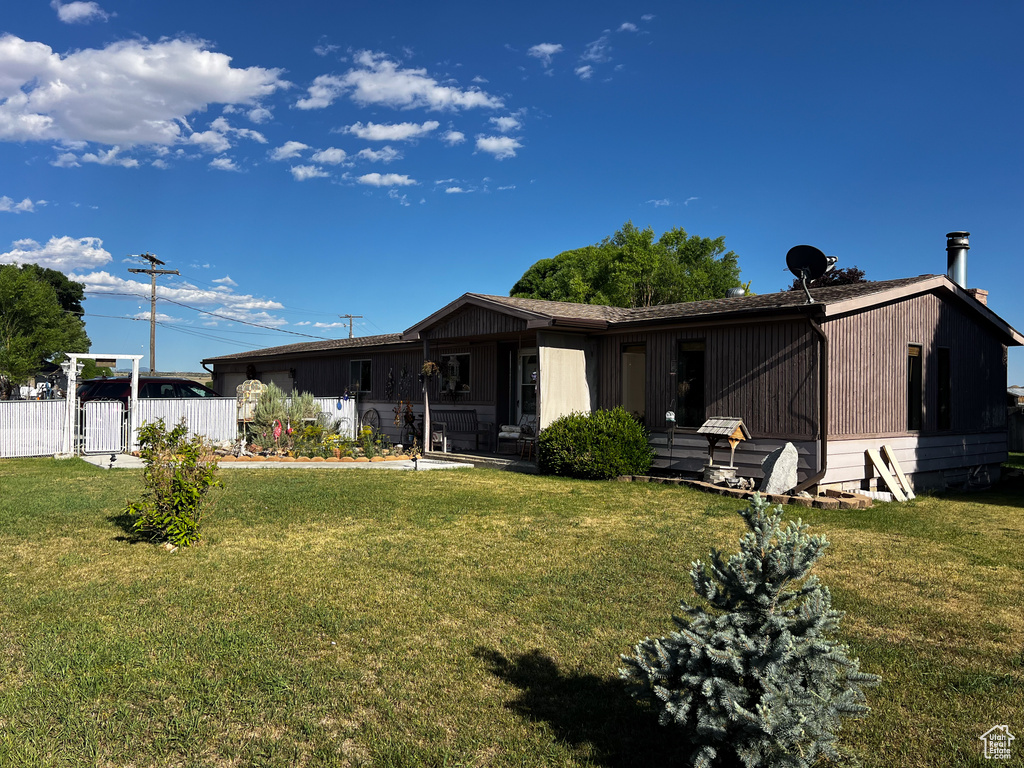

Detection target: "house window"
[440, 353, 471, 395]
[907, 344, 923, 431]
[621, 344, 646, 423]
[937, 347, 951, 431]
[350, 359, 371, 394]
[676, 340, 706, 428]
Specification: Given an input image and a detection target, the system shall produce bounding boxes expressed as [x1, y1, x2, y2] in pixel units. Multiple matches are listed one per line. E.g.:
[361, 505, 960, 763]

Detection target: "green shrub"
[124, 419, 221, 548]
[619, 494, 880, 767]
[537, 407, 654, 480]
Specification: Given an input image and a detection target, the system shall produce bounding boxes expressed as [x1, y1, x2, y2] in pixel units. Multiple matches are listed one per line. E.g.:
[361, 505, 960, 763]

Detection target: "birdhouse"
[697, 417, 751, 467]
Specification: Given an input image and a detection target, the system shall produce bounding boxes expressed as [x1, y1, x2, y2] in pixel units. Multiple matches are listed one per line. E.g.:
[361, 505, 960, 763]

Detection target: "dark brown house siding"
[424, 306, 528, 340]
[595, 318, 819, 439]
[825, 293, 1007, 437]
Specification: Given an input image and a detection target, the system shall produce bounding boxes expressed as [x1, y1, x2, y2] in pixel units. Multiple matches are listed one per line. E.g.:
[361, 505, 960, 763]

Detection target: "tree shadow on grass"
[106, 511, 146, 543]
[473, 647, 688, 767]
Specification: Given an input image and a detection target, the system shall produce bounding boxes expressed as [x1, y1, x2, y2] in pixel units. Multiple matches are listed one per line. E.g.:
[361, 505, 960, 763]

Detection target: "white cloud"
[311, 147, 348, 164]
[295, 75, 346, 110]
[355, 146, 399, 163]
[313, 43, 340, 58]
[684, 196, 699, 206]
[581, 35, 612, 64]
[0, 235, 112, 270]
[442, 130, 465, 146]
[358, 173, 416, 187]
[73, 269, 287, 326]
[151, 159, 169, 169]
[471, 76, 488, 84]
[0, 35, 287, 146]
[575, 65, 594, 80]
[132, 311, 179, 322]
[296, 50, 502, 111]
[290, 164, 329, 180]
[269, 141, 309, 161]
[475, 135, 522, 160]
[0, 196, 38, 213]
[344, 120, 439, 141]
[641, 14, 655, 21]
[51, 0, 109, 24]
[618, 22, 638, 32]
[310, 321, 348, 329]
[528, 43, 563, 67]
[80, 146, 139, 167]
[189, 130, 232, 153]
[444, 187, 467, 194]
[489, 116, 521, 133]
[210, 116, 266, 144]
[212, 275, 237, 287]
[387, 189, 411, 206]
[247, 106, 272, 124]
[209, 157, 239, 171]
[647, 198, 671, 207]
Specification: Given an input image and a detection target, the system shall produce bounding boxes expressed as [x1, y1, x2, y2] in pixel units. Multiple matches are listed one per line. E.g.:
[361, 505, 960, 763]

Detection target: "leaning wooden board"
[882, 444, 916, 500]
[866, 448, 907, 502]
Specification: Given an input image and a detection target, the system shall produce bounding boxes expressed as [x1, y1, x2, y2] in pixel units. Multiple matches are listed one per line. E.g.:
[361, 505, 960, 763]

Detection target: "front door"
[517, 349, 538, 422]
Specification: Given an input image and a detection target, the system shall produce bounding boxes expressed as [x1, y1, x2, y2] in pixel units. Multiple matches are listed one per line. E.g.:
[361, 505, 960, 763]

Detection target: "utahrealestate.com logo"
[980, 726, 1015, 760]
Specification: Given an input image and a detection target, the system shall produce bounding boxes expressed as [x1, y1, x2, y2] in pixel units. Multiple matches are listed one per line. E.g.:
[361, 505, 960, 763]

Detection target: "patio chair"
[497, 415, 537, 459]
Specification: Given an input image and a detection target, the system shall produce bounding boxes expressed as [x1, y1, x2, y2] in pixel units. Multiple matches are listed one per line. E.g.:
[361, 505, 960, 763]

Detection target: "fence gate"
[82, 401, 127, 454]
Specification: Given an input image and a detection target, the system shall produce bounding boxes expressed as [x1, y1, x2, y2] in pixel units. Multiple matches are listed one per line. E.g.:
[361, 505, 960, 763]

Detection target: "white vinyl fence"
[1, 394, 358, 458]
[310, 397, 357, 439]
[133, 396, 356, 446]
[83, 401, 125, 454]
[0, 400, 68, 458]
[137, 398, 238, 443]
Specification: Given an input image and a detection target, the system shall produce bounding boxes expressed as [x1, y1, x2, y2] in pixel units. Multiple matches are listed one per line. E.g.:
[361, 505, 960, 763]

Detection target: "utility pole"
[339, 314, 363, 339]
[128, 253, 179, 373]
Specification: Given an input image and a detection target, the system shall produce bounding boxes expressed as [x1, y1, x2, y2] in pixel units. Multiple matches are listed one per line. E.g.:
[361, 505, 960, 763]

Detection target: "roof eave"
[611, 304, 821, 329]
[403, 293, 554, 340]
[821, 275, 1024, 346]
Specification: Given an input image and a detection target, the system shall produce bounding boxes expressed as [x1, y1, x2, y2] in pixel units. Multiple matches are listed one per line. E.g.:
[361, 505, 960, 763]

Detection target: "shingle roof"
[476, 275, 941, 325]
[203, 274, 1020, 365]
[465, 293, 633, 322]
[202, 333, 406, 362]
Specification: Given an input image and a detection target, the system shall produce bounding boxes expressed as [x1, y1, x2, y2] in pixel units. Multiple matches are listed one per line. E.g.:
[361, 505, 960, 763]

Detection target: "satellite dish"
[786, 245, 835, 280]
[786, 245, 838, 304]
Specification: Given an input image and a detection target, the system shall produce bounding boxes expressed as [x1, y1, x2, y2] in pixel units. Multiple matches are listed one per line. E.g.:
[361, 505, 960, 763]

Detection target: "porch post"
[128, 357, 140, 453]
[62, 353, 80, 455]
[422, 338, 430, 455]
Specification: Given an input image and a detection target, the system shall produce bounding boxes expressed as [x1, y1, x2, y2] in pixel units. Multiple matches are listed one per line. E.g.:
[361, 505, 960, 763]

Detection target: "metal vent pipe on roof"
[946, 231, 970, 288]
[726, 287, 745, 298]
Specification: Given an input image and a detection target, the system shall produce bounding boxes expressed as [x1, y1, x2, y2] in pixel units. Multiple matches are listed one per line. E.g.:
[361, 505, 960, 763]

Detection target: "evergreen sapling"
[620, 494, 879, 768]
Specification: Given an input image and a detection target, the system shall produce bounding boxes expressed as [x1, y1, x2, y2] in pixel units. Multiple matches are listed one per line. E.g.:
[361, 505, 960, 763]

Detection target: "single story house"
[203, 240, 1021, 493]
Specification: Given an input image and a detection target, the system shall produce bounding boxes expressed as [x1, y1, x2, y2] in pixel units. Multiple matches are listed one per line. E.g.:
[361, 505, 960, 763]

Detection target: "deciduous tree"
[786, 265, 866, 292]
[511, 221, 745, 308]
[0, 264, 90, 398]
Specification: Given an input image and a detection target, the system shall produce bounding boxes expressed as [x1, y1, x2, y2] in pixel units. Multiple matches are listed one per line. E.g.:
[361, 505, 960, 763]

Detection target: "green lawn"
[1, 459, 1021, 767]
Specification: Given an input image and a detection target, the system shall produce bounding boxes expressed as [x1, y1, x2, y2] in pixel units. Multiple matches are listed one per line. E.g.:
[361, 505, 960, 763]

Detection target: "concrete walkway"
[79, 454, 473, 471]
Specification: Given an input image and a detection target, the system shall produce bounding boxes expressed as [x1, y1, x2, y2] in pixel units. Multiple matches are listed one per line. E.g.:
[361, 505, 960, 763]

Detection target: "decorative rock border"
[617, 476, 872, 510]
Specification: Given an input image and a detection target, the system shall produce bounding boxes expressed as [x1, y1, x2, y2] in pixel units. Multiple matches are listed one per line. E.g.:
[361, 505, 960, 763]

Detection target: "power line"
[83, 290, 333, 339]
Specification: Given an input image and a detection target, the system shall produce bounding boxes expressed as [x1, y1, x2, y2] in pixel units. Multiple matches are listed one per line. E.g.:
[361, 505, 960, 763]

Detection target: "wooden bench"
[430, 409, 492, 452]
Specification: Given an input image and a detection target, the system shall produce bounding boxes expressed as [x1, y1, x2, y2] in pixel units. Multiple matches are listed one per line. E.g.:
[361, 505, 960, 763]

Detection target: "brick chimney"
[966, 288, 988, 306]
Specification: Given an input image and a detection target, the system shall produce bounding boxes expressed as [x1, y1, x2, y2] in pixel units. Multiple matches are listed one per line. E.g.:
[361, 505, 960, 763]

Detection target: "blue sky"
[2, 1, 1022, 381]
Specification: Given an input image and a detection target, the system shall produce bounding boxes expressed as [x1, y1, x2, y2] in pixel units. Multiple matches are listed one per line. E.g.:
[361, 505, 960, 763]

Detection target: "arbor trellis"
[620, 494, 879, 768]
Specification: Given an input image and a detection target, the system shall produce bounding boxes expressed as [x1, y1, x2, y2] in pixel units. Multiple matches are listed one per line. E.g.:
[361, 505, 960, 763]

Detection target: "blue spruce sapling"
[619, 494, 879, 768]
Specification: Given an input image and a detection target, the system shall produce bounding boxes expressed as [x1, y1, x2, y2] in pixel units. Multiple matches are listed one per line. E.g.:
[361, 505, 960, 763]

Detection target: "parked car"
[76, 377, 220, 404]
